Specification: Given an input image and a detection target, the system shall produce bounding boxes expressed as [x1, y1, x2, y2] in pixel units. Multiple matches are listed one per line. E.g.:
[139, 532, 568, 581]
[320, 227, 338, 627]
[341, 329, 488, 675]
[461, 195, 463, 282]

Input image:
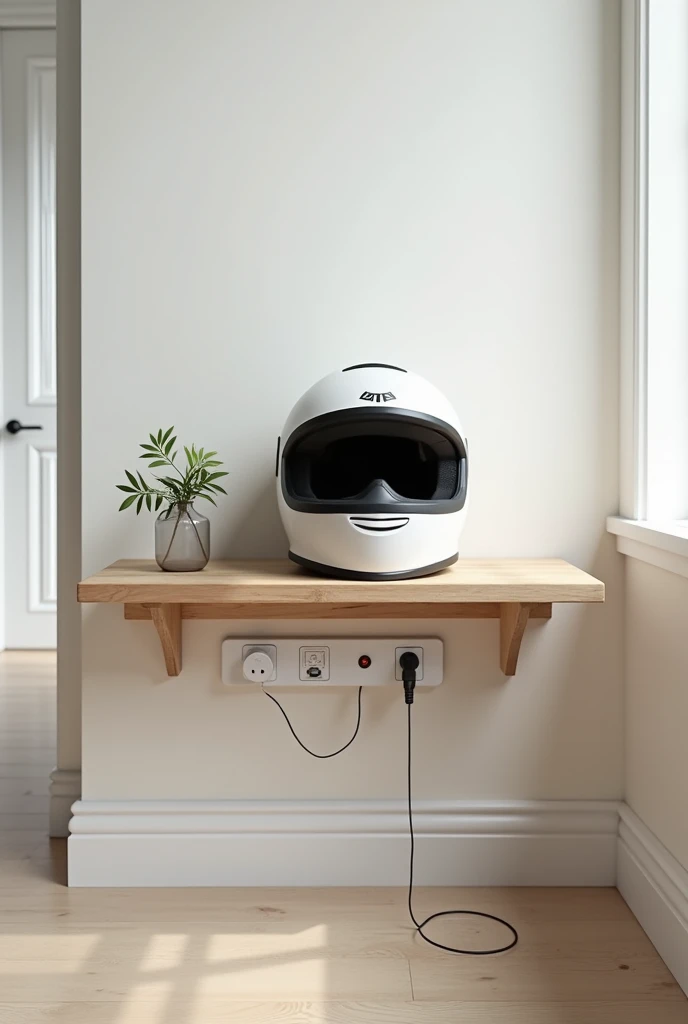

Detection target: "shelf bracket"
[499, 602, 533, 676]
[147, 603, 182, 676]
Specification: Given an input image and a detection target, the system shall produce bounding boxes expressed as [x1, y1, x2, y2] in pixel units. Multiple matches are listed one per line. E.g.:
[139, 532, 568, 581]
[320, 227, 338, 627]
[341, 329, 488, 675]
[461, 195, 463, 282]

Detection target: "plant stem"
[188, 508, 209, 562]
[159, 506, 184, 568]
[154, 442, 187, 483]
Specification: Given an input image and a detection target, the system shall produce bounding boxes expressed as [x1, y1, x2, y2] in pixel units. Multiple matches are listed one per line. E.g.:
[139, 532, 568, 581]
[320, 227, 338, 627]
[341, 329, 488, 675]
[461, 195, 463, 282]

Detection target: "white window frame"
[608, 0, 688, 579]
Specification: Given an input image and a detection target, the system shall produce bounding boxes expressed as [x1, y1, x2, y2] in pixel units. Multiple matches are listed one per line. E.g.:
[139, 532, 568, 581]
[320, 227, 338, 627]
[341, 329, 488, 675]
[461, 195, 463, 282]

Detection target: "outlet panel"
[221, 638, 443, 688]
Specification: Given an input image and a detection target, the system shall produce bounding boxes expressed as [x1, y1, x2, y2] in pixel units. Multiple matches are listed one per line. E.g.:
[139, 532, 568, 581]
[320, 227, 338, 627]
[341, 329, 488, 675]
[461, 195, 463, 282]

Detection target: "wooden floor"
[0, 652, 687, 1023]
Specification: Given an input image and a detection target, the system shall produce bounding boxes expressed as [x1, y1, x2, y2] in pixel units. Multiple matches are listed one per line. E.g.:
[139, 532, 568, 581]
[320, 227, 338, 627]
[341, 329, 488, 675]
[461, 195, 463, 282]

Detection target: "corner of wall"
[617, 803, 688, 997]
[53, 0, 81, 834]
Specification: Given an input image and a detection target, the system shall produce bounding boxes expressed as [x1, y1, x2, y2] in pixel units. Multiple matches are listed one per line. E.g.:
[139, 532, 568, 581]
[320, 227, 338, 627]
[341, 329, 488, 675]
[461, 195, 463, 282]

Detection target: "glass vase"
[155, 503, 210, 572]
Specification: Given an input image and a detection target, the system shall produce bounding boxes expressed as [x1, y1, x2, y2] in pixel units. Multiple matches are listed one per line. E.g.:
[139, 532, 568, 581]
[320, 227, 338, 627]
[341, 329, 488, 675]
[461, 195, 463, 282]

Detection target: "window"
[609, 0, 688, 575]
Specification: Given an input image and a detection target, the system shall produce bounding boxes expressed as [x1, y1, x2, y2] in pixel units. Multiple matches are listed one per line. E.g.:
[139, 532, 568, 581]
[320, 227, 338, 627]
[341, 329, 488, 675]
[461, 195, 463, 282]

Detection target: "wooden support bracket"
[147, 603, 182, 676]
[500, 602, 533, 676]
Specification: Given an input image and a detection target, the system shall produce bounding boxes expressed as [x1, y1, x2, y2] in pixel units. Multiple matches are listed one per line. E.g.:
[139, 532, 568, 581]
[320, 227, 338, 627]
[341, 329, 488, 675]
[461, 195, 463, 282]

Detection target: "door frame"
[0, 3, 56, 29]
[0, 1, 56, 649]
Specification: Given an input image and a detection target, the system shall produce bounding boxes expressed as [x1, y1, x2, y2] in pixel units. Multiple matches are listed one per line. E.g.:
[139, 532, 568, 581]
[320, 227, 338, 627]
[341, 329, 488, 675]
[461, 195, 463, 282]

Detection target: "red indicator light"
[358, 655, 372, 669]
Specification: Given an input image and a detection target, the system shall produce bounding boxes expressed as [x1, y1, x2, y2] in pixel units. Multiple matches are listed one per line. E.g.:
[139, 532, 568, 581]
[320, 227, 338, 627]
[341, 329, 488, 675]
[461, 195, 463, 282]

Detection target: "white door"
[1, 30, 56, 649]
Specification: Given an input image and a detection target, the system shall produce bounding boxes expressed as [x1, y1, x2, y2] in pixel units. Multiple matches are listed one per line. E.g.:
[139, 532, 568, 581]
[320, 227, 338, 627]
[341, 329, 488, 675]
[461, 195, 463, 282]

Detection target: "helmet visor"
[281, 408, 467, 514]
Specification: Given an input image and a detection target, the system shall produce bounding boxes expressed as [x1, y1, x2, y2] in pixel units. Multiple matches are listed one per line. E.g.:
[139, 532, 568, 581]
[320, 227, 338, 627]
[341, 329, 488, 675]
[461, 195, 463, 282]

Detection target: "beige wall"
[80, 0, 622, 804]
[625, 558, 688, 871]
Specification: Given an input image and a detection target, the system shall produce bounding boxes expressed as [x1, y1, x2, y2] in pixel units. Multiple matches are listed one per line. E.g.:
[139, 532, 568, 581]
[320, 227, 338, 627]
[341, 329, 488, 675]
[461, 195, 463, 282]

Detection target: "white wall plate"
[221, 637, 443, 688]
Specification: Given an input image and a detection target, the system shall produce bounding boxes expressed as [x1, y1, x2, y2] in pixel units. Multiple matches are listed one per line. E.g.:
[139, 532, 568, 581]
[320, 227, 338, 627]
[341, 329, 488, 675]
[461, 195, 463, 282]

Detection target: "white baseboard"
[49, 769, 81, 838]
[68, 798, 618, 887]
[617, 804, 688, 997]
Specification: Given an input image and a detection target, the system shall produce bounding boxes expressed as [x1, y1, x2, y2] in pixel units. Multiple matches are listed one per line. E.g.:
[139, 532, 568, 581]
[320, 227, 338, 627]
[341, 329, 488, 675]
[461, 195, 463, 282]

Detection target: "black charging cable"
[400, 650, 418, 705]
[401, 651, 518, 955]
[262, 685, 363, 758]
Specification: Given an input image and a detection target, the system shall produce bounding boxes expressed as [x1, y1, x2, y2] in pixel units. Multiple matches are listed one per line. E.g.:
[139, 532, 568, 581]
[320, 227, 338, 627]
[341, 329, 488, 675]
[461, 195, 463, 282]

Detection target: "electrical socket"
[299, 646, 330, 681]
[395, 646, 424, 681]
[242, 644, 277, 682]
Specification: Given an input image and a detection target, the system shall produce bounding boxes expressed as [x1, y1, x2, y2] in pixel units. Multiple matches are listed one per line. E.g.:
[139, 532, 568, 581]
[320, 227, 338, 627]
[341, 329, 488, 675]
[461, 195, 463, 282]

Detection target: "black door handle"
[5, 420, 43, 435]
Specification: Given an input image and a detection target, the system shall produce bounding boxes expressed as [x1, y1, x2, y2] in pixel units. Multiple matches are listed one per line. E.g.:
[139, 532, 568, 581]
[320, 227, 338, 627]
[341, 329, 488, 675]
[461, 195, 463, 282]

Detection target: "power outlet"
[394, 646, 424, 682]
[299, 647, 330, 681]
[241, 644, 277, 682]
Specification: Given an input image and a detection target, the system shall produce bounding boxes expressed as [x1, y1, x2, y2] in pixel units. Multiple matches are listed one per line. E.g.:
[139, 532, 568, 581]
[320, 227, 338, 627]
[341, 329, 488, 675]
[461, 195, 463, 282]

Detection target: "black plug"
[399, 650, 419, 705]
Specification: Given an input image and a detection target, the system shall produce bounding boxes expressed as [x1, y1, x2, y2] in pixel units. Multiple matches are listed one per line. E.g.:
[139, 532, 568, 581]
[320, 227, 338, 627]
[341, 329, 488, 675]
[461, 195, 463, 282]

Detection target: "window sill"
[607, 517, 688, 580]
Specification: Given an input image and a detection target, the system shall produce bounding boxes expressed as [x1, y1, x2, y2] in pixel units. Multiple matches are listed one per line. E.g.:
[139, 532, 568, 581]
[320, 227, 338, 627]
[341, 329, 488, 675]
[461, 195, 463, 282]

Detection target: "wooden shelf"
[77, 558, 604, 678]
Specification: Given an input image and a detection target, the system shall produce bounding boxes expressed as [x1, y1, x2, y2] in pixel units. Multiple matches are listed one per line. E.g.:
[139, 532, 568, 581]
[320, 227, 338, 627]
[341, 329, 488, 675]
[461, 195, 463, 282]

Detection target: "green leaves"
[117, 428, 228, 515]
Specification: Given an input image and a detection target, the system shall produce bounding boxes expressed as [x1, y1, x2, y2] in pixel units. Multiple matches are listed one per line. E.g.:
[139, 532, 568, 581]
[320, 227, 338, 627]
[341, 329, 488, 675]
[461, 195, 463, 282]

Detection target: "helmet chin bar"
[288, 549, 459, 582]
[277, 366, 469, 580]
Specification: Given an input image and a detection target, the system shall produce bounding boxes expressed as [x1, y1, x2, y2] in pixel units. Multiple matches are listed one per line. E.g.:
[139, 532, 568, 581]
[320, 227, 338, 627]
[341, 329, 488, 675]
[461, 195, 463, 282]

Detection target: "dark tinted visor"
[281, 408, 467, 514]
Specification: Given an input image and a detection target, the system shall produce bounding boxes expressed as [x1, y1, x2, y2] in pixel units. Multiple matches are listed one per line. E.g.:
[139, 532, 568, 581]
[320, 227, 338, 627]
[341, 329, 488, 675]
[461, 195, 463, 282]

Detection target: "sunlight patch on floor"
[139, 933, 190, 970]
[117, 980, 173, 1024]
[207, 924, 328, 961]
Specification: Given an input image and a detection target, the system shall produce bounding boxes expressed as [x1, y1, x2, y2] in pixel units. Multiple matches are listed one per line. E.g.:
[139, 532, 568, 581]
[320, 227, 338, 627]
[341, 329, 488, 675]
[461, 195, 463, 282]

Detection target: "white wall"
[80, 1, 622, 808]
[625, 560, 688, 871]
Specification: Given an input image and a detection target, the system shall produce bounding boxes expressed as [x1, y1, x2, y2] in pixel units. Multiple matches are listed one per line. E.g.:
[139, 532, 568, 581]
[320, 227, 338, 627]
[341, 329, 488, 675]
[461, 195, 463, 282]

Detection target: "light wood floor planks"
[0, 651, 686, 1023]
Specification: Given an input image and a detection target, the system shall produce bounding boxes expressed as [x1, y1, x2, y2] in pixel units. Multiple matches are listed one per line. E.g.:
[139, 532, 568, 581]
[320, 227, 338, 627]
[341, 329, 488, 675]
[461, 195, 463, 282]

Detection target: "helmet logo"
[360, 391, 396, 403]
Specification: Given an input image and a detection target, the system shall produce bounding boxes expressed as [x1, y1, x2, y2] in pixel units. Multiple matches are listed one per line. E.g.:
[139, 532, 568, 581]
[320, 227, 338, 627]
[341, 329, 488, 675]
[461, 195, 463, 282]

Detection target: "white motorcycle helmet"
[277, 363, 468, 580]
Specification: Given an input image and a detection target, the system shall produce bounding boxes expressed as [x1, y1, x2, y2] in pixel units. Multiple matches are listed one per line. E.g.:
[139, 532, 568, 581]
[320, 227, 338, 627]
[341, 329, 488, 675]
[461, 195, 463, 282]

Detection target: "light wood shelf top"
[78, 558, 604, 606]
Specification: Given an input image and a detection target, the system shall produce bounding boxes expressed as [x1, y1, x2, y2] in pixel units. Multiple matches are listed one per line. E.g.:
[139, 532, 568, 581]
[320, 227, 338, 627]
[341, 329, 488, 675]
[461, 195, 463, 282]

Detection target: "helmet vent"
[342, 363, 407, 373]
[349, 516, 409, 532]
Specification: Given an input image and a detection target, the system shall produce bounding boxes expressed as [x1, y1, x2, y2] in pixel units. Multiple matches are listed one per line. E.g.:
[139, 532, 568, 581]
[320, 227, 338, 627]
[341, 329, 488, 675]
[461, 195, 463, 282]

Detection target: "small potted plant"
[117, 427, 228, 572]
